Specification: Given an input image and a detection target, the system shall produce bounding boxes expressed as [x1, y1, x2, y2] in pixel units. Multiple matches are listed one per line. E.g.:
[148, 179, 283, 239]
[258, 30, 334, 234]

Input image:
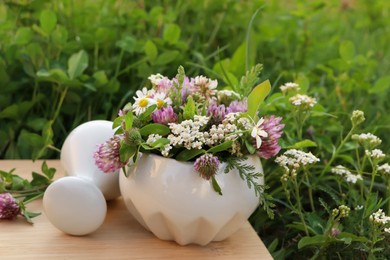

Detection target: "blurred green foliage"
[0, 0, 389, 159]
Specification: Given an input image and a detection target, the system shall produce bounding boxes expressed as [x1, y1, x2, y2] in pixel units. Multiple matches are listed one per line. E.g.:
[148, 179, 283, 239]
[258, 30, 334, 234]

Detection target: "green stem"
[293, 178, 309, 236]
[305, 171, 315, 211]
[52, 86, 69, 123]
[320, 126, 356, 178]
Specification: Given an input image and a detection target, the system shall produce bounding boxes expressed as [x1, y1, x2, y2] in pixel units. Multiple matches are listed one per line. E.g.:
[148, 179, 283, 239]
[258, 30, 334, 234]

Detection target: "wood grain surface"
[0, 160, 272, 259]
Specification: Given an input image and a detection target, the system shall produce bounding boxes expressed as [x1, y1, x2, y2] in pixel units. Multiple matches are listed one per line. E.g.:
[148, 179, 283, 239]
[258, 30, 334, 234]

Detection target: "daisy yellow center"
[139, 98, 149, 108]
[157, 99, 164, 109]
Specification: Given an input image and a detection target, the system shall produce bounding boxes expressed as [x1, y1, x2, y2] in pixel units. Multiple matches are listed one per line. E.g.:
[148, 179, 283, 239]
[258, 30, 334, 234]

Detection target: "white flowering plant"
[255, 81, 390, 258]
[94, 65, 284, 205]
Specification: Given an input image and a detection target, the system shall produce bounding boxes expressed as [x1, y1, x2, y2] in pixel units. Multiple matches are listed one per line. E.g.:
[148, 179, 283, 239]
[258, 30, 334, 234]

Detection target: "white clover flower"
[251, 118, 268, 149]
[289, 94, 317, 109]
[365, 149, 385, 160]
[378, 163, 390, 175]
[280, 82, 300, 94]
[148, 73, 167, 85]
[384, 228, 390, 234]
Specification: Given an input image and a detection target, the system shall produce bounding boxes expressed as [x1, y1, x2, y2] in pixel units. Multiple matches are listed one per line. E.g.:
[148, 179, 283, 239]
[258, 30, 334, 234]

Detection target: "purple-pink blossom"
[256, 116, 284, 159]
[194, 154, 220, 180]
[151, 106, 178, 125]
[227, 99, 247, 113]
[0, 193, 20, 220]
[207, 104, 226, 125]
[94, 134, 127, 173]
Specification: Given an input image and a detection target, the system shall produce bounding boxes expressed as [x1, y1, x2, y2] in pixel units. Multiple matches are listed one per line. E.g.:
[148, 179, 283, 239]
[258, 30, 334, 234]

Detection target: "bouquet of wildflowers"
[94, 65, 284, 197]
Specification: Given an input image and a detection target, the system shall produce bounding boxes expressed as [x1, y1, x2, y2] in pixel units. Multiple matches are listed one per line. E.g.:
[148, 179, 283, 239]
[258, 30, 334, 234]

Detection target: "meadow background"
[1, 0, 389, 258]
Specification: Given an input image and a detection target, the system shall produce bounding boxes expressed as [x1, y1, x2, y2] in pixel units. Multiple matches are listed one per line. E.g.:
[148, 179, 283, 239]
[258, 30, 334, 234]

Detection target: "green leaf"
[207, 140, 233, 154]
[138, 104, 157, 121]
[211, 176, 223, 195]
[67, 50, 89, 80]
[144, 40, 158, 61]
[14, 27, 32, 45]
[93, 70, 108, 85]
[119, 143, 137, 163]
[163, 23, 181, 44]
[41, 161, 56, 179]
[183, 96, 195, 120]
[298, 235, 328, 249]
[245, 139, 256, 154]
[112, 116, 124, 129]
[31, 172, 49, 186]
[139, 123, 170, 137]
[52, 25, 68, 44]
[155, 51, 180, 66]
[287, 139, 317, 149]
[369, 76, 390, 94]
[247, 80, 271, 119]
[176, 149, 206, 161]
[150, 138, 170, 148]
[124, 111, 133, 130]
[40, 10, 57, 34]
[339, 41, 355, 61]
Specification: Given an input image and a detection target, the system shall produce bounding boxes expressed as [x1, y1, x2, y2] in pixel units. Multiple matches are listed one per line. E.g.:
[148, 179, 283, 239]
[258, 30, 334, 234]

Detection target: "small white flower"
[365, 149, 386, 160]
[251, 118, 268, 148]
[148, 73, 167, 85]
[355, 205, 363, 211]
[352, 133, 382, 147]
[289, 94, 317, 109]
[378, 163, 390, 175]
[280, 82, 300, 94]
[146, 134, 162, 145]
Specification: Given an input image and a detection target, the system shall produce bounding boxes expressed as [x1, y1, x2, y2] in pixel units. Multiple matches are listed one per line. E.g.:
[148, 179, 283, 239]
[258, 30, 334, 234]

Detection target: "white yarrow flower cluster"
[289, 94, 317, 109]
[369, 209, 390, 226]
[365, 149, 386, 160]
[275, 149, 320, 177]
[168, 115, 209, 150]
[352, 133, 382, 147]
[378, 163, 390, 175]
[331, 165, 362, 184]
[204, 114, 241, 146]
[146, 134, 162, 145]
[280, 82, 300, 94]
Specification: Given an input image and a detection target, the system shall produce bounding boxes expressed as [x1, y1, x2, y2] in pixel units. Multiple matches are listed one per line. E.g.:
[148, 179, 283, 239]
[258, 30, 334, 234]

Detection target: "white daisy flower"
[135, 87, 155, 99]
[153, 92, 172, 109]
[132, 97, 156, 116]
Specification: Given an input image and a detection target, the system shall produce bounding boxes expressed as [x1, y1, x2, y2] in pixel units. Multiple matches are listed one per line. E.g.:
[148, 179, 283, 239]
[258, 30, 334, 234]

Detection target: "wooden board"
[0, 160, 272, 259]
